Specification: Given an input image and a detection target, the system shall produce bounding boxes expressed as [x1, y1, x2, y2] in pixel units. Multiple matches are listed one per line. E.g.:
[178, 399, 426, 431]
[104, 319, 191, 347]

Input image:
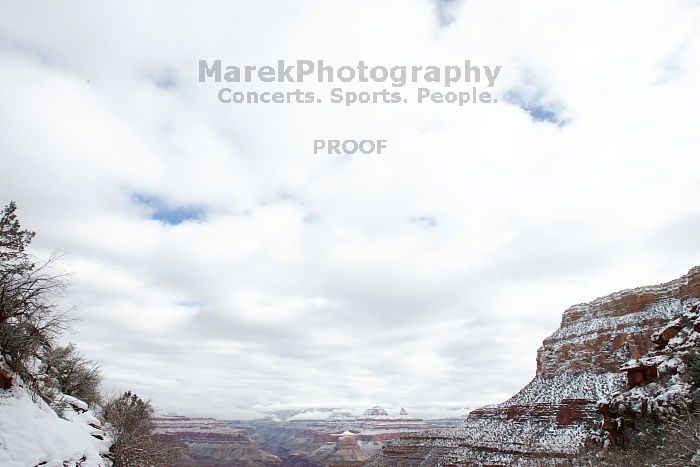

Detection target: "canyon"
[372, 266, 700, 465]
[153, 407, 464, 466]
[152, 266, 700, 466]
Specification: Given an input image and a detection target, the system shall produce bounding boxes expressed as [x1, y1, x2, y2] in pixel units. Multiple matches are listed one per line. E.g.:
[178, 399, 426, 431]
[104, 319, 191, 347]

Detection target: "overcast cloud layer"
[1, 1, 699, 418]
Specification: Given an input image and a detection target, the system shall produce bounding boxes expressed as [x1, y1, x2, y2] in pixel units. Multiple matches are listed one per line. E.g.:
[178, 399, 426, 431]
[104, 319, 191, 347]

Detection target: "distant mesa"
[328, 411, 356, 420]
[362, 406, 388, 417]
[326, 430, 370, 466]
[359, 406, 421, 421]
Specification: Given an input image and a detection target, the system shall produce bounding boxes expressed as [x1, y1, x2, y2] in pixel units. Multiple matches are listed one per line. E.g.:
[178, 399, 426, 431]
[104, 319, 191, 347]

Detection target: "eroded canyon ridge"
[372, 266, 700, 466]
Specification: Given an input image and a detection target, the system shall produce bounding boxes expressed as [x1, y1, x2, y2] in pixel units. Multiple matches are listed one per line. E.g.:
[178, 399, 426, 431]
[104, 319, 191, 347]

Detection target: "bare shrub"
[657, 407, 700, 466]
[684, 351, 700, 388]
[575, 406, 700, 466]
[103, 391, 180, 466]
[0, 201, 75, 396]
[41, 343, 102, 407]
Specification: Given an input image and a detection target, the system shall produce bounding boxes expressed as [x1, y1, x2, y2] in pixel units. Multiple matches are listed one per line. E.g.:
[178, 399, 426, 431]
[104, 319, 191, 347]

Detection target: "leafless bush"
[0, 201, 75, 396]
[575, 406, 700, 466]
[41, 343, 102, 407]
[574, 445, 650, 466]
[103, 391, 180, 466]
[657, 407, 700, 465]
[684, 351, 700, 387]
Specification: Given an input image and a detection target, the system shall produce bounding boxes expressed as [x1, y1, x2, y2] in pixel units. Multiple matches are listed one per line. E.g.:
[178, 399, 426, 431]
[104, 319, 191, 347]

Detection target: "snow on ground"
[0, 383, 110, 467]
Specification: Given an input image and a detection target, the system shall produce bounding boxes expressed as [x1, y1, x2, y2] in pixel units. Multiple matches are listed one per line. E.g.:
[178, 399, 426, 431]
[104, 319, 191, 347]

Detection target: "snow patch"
[0, 384, 109, 466]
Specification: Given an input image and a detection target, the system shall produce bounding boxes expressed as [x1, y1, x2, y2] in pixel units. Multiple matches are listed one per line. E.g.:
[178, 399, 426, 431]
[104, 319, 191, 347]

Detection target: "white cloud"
[1, 0, 699, 418]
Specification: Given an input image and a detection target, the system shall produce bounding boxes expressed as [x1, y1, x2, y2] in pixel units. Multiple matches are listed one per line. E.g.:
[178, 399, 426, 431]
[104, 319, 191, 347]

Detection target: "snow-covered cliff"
[0, 360, 111, 466]
[374, 267, 700, 466]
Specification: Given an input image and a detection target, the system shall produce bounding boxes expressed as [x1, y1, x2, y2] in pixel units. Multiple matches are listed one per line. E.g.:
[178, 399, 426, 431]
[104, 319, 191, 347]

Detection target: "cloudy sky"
[1, 1, 699, 418]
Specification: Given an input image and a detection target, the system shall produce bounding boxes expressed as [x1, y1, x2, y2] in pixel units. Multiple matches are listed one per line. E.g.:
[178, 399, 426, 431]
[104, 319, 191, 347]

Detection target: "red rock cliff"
[372, 266, 700, 466]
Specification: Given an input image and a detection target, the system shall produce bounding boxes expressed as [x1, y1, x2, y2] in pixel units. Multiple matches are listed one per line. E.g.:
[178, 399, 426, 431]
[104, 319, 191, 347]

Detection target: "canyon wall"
[373, 266, 700, 466]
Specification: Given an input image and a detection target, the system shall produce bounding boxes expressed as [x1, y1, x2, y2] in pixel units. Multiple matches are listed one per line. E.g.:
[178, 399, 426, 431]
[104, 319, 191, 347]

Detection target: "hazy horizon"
[1, 0, 699, 419]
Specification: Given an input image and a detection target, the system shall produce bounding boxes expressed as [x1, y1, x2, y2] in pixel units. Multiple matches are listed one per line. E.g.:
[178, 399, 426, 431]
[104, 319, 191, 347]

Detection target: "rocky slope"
[373, 266, 700, 466]
[153, 415, 282, 466]
[0, 357, 110, 466]
[252, 408, 462, 466]
[325, 432, 371, 466]
[598, 303, 700, 450]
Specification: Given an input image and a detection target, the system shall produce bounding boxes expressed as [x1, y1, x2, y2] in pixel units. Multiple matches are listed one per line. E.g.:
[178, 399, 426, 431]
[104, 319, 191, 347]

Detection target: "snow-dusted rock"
[0, 382, 110, 466]
[600, 302, 700, 445]
[363, 406, 389, 418]
[373, 267, 700, 466]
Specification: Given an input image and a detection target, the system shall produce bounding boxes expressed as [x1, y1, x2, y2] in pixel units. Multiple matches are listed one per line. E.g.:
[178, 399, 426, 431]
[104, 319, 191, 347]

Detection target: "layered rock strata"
[153, 415, 282, 466]
[374, 267, 700, 466]
[599, 302, 700, 447]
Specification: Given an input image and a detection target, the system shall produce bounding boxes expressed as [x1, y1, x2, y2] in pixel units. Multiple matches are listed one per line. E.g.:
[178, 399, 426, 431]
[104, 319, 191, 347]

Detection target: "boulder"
[0, 368, 12, 390]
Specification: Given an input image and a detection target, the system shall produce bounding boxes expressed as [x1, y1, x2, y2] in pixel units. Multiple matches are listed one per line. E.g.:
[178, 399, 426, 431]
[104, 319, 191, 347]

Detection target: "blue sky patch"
[504, 90, 567, 126]
[132, 193, 203, 225]
[412, 215, 438, 227]
[152, 71, 178, 90]
[436, 0, 459, 27]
